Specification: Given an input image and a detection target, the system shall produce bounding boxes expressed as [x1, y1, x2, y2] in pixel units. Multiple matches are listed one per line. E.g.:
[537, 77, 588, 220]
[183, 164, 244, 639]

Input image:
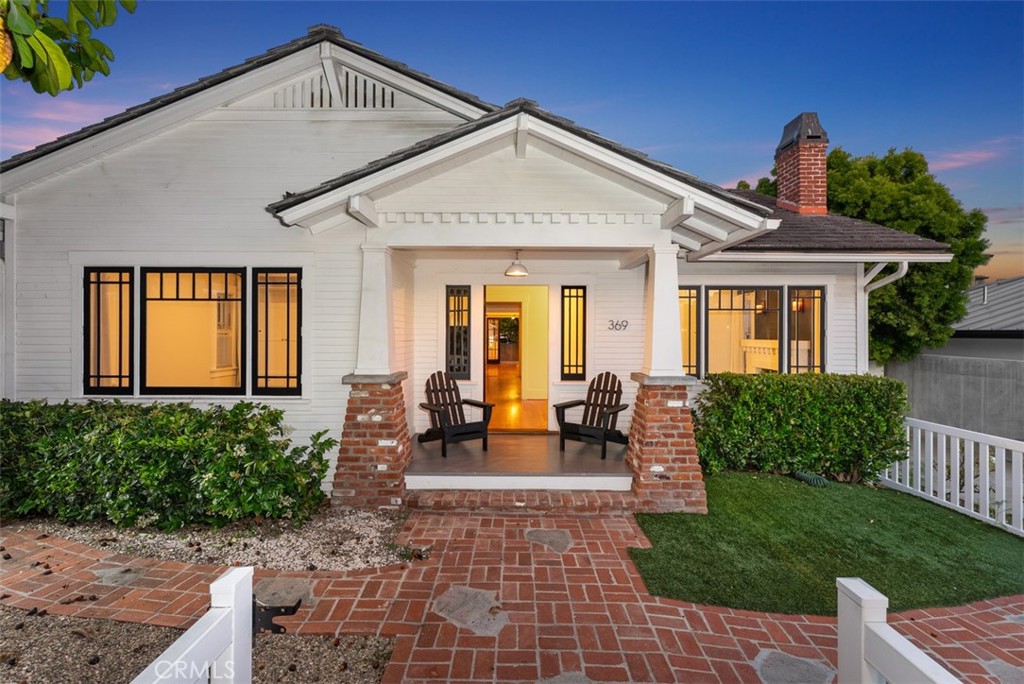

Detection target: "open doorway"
[484, 285, 549, 432]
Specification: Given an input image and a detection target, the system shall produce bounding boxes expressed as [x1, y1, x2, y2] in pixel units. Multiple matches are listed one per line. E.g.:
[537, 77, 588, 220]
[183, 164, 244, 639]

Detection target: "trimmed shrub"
[0, 400, 337, 529]
[694, 373, 908, 482]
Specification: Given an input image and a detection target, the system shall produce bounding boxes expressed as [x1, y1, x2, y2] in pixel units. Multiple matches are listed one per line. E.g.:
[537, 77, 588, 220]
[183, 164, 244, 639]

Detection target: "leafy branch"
[1, 0, 137, 96]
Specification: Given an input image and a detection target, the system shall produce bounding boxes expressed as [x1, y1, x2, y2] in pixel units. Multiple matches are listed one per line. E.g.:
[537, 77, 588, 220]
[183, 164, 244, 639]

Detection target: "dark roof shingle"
[723, 190, 949, 253]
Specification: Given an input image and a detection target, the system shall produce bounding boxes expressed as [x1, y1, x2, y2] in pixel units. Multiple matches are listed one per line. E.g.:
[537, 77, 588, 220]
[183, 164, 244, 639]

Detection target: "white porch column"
[353, 243, 396, 375]
[642, 244, 685, 377]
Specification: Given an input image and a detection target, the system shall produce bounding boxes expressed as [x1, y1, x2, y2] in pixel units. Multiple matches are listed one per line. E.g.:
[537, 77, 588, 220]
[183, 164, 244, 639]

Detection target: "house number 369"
[608, 320, 629, 331]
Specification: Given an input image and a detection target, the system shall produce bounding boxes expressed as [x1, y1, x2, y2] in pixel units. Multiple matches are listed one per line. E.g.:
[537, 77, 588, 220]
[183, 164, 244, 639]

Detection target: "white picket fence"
[879, 418, 1024, 537]
[837, 578, 959, 684]
[131, 567, 252, 684]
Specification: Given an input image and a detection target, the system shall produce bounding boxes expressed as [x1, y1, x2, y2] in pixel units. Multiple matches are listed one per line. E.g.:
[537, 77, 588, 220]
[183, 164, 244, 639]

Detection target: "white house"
[0, 26, 950, 511]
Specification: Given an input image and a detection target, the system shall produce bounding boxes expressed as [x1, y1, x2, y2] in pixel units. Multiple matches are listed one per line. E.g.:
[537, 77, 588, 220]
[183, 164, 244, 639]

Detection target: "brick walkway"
[2, 513, 1022, 683]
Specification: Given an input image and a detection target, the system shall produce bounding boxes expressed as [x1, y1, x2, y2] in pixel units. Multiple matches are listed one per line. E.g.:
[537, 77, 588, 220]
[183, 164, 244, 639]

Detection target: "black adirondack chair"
[553, 372, 629, 459]
[418, 371, 494, 458]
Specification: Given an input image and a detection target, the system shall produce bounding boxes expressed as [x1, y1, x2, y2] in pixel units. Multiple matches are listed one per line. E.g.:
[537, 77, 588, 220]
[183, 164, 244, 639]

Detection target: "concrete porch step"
[402, 489, 648, 513]
[404, 473, 633, 491]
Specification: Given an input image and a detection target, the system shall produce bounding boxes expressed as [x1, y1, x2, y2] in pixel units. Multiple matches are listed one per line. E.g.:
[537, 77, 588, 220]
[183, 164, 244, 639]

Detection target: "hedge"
[0, 400, 337, 529]
[693, 373, 908, 482]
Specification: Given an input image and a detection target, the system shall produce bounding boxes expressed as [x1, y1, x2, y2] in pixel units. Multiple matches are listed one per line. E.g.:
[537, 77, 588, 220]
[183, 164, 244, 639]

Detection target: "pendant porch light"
[504, 250, 529, 278]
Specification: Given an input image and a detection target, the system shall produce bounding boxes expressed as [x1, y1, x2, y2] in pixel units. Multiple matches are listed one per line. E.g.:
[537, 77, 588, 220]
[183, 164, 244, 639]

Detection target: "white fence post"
[837, 578, 960, 684]
[837, 578, 888, 684]
[131, 566, 253, 684]
[211, 566, 252, 684]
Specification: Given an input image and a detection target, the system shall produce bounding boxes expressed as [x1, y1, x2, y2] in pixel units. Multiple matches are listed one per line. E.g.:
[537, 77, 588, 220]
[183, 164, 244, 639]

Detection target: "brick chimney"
[775, 112, 829, 215]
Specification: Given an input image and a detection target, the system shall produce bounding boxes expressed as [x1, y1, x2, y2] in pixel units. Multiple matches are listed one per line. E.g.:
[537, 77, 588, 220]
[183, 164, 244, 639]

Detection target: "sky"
[1, 1, 1022, 280]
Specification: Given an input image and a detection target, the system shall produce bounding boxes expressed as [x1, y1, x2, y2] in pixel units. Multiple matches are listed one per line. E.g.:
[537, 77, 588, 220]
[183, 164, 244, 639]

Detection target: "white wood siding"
[10, 111, 462, 487]
[678, 260, 859, 374]
[380, 142, 668, 214]
[390, 251, 416, 432]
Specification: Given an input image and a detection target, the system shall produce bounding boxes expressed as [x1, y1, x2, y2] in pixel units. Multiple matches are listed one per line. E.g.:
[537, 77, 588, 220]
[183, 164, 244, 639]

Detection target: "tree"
[827, 148, 989, 364]
[1, 0, 136, 96]
[735, 179, 751, 190]
[751, 149, 990, 364]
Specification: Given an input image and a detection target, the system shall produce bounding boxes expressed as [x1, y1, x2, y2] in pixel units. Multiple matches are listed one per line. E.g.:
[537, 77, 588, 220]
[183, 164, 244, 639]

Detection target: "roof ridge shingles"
[0, 27, 498, 173]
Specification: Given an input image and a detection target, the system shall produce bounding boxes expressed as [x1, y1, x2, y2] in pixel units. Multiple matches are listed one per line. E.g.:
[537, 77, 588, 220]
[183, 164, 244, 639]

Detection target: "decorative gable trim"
[270, 107, 778, 254]
[0, 27, 494, 190]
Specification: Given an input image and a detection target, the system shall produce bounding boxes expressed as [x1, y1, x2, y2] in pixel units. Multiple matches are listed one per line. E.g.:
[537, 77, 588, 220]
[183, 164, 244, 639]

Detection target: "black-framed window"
[84, 268, 133, 395]
[788, 287, 825, 373]
[140, 268, 246, 395]
[253, 269, 302, 395]
[678, 287, 700, 376]
[561, 286, 586, 380]
[446, 285, 471, 379]
[683, 285, 826, 377]
[706, 287, 782, 375]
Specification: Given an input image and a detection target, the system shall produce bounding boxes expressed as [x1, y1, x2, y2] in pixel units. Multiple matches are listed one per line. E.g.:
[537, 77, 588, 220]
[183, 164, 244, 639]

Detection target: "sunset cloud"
[0, 124, 74, 153]
[30, 100, 127, 124]
[929, 135, 1024, 171]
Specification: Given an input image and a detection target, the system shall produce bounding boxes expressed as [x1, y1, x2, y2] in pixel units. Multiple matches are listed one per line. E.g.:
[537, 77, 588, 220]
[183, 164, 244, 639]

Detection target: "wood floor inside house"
[484, 361, 549, 432]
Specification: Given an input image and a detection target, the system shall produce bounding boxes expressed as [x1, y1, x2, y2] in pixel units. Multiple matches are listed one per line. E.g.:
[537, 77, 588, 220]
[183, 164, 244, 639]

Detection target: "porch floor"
[407, 434, 631, 491]
[408, 434, 628, 475]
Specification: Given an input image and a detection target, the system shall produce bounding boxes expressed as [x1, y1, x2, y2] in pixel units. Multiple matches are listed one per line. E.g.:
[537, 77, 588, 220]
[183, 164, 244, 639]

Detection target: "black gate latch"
[252, 596, 302, 635]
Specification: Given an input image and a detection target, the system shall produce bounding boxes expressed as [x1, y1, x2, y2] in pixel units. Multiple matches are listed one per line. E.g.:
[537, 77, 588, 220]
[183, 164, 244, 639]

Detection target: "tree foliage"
[745, 149, 989, 364]
[1, 0, 136, 96]
[827, 148, 989, 364]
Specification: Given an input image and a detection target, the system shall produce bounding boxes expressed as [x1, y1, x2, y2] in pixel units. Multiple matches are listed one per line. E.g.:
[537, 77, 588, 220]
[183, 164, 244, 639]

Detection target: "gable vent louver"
[271, 68, 397, 110]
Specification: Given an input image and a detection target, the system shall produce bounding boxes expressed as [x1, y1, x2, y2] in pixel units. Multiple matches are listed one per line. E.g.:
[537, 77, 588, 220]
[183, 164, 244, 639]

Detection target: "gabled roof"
[954, 277, 1024, 333]
[0, 25, 497, 173]
[267, 98, 772, 219]
[722, 190, 950, 254]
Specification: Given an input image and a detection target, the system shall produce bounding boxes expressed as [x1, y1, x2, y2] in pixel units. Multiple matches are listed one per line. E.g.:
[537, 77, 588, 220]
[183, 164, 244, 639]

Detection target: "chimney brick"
[775, 113, 829, 215]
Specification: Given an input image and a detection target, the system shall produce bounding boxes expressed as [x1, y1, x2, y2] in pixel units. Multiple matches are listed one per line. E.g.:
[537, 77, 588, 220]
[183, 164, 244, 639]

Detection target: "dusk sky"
[2, 1, 1021, 280]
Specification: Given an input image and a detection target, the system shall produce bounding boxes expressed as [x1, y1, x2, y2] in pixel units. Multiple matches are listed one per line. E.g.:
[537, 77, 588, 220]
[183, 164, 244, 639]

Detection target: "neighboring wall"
[887, 353, 1024, 441]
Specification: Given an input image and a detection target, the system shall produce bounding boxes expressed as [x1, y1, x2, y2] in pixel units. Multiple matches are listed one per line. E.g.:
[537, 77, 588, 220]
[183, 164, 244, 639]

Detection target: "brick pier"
[626, 373, 708, 513]
[332, 372, 413, 508]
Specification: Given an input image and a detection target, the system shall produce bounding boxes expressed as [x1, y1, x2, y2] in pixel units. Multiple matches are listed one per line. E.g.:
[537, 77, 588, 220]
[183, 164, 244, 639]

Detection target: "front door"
[484, 285, 549, 431]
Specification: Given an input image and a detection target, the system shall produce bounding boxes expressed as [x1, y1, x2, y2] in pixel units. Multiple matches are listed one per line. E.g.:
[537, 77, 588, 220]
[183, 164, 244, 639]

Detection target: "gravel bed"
[1, 508, 414, 681]
[0, 604, 392, 683]
[13, 506, 420, 572]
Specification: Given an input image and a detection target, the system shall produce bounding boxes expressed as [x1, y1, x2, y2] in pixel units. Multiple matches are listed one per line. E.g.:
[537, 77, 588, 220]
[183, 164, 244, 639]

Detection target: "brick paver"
[2, 514, 1022, 683]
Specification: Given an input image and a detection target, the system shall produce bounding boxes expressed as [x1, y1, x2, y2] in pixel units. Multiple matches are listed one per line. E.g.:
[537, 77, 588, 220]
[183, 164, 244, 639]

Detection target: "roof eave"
[692, 250, 954, 263]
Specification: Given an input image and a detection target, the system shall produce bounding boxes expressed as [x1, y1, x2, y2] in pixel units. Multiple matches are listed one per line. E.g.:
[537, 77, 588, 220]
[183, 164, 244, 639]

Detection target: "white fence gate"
[837, 578, 959, 684]
[879, 418, 1024, 537]
[131, 566, 252, 684]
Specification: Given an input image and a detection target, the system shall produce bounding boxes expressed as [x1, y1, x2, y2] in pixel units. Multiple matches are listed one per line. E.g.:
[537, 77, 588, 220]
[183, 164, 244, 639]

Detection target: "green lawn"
[630, 472, 1024, 615]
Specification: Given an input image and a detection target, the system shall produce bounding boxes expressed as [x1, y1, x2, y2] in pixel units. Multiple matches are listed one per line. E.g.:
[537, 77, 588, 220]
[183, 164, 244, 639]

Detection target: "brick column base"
[625, 372, 707, 513]
[332, 372, 412, 508]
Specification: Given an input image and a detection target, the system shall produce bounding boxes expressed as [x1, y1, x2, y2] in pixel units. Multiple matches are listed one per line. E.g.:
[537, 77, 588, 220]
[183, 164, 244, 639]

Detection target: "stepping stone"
[525, 528, 573, 554]
[539, 673, 591, 684]
[986, 659, 1024, 684]
[432, 586, 508, 636]
[92, 567, 147, 587]
[254, 577, 314, 608]
[754, 649, 835, 684]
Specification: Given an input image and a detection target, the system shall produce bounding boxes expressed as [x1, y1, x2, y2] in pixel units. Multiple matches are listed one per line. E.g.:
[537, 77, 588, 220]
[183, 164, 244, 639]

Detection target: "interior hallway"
[485, 362, 549, 432]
